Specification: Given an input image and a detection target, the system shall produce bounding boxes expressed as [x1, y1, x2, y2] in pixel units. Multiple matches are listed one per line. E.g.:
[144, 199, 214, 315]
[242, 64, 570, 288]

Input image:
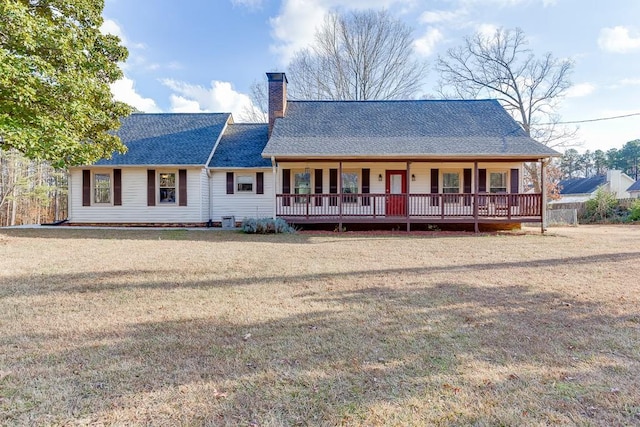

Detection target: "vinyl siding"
[68, 167, 206, 223]
[210, 169, 273, 221]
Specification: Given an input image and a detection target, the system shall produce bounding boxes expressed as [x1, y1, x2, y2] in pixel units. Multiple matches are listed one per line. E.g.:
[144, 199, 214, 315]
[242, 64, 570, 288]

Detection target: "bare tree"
[238, 80, 268, 123]
[287, 9, 428, 100]
[436, 27, 576, 192]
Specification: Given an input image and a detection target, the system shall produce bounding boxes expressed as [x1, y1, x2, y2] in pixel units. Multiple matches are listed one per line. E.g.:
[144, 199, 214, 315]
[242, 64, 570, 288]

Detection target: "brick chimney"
[267, 72, 287, 137]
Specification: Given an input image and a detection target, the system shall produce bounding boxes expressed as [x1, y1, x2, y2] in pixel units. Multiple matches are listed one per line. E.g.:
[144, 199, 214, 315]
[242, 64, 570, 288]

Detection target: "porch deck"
[276, 193, 542, 226]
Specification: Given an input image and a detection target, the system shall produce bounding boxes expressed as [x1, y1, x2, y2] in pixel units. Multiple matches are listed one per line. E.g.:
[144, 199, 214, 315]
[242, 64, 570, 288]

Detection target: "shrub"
[582, 189, 618, 223]
[241, 217, 296, 234]
[626, 199, 640, 222]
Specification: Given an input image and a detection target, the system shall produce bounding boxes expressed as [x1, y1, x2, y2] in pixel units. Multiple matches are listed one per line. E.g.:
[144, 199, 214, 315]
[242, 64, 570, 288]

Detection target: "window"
[159, 172, 176, 203]
[237, 175, 254, 192]
[490, 172, 508, 193]
[442, 172, 460, 193]
[342, 171, 358, 203]
[94, 173, 111, 204]
[294, 171, 311, 203]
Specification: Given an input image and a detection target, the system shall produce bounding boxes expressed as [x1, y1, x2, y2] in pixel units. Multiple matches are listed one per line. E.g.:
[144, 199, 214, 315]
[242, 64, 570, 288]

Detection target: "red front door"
[385, 170, 407, 216]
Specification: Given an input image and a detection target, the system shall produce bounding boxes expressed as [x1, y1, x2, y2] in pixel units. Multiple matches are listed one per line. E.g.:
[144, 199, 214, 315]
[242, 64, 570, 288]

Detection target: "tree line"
[0, 150, 67, 226]
[559, 140, 640, 180]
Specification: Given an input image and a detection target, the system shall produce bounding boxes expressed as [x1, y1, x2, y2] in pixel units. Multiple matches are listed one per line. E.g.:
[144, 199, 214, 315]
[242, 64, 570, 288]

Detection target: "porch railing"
[275, 193, 542, 220]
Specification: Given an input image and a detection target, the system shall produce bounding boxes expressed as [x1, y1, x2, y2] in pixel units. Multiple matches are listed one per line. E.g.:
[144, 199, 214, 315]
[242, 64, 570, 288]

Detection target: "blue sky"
[102, 0, 640, 152]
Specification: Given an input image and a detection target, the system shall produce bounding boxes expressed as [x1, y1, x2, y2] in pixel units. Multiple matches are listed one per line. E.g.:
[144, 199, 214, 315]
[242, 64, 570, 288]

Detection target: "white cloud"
[477, 23, 498, 38]
[100, 19, 146, 50]
[619, 78, 640, 87]
[161, 79, 261, 120]
[110, 77, 161, 113]
[269, 0, 415, 65]
[598, 26, 640, 53]
[566, 83, 595, 98]
[414, 28, 444, 56]
[419, 9, 466, 24]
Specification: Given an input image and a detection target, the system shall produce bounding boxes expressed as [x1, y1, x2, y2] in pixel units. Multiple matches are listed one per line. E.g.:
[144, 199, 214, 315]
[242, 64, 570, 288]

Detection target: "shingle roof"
[262, 100, 559, 158]
[627, 180, 640, 192]
[208, 124, 271, 168]
[95, 113, 230, 166]
[559, 176, 606, 194]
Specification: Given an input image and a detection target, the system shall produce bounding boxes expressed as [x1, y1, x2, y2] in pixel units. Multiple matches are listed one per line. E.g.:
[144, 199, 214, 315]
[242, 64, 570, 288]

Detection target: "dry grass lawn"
[0, 225, 639, 426]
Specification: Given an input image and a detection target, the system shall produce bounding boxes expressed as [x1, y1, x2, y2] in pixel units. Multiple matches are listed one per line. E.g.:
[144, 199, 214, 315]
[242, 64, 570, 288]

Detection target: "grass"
[0, 225, 639, 426]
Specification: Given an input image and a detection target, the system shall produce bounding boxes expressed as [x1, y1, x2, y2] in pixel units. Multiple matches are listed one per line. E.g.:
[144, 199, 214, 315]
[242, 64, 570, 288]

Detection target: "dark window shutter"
[113, 169, 122, 206]
[314, 169, 323, 206]
[329, 168, 338, 206]
[362, 168, 370, 206]
[463, 169, 472, 193]
[147, 170, 156, 206]
[430, 168, 439, 206]
[179, 169, 187, 206]
[463, 168, 472, 206]
[478, 169, 487, 193]
[282, 169, 290, 206]
[226, 172, 234, 194]
[510, 169, 519, 193]
[430, 169, 439, 193]
[510, 168, 520, 206]
[82, 170, 91, 206]
[256, 172, 264, 194]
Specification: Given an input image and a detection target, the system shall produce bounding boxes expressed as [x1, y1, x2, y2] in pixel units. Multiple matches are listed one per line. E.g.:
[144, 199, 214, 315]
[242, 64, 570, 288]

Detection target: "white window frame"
[158, 171, 177, 204]
[341, 170, 359, 203]
[442, 171, 460, 194]
[293, 170, 311, 203]
[93, 171, 112, 205]
[236, 174, 254, 193]
[489, 171, 508, 193]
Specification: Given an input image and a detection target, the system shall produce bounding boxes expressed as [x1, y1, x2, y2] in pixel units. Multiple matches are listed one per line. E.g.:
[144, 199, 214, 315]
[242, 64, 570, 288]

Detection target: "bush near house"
[241, 217, 296, 234]
[578, 190, 640, 224]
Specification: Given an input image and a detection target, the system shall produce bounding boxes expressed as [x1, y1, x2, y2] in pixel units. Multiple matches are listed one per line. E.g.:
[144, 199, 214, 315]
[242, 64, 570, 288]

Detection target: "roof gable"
[95, 113, 230, 166]
[208, 124, 271, 168]
[627, 180, 640, 192]
[263, 100, 559, 158]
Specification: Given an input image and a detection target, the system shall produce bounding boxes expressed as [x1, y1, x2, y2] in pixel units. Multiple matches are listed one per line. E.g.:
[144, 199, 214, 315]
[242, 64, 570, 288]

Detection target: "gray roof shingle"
[559, 176, 606, 194]
[262, 100, 559, 158]
[95, 113, 230, 166]
[208, 124, 271, 168]
[627, 180, 640, 192]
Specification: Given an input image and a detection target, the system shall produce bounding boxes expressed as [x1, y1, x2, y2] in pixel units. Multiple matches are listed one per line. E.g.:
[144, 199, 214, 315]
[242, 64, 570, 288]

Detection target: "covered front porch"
[272, 159, 548, 232]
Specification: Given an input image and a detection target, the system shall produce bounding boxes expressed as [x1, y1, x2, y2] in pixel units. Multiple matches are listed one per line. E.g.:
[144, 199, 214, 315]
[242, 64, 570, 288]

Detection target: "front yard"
[0, 226, 639, 425]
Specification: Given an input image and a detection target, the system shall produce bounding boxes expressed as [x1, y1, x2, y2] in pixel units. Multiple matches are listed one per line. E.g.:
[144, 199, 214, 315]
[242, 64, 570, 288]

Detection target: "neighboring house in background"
[627, 180, 640, 198]
[552, 170, 636, 204]
[67, 72, 559, 231]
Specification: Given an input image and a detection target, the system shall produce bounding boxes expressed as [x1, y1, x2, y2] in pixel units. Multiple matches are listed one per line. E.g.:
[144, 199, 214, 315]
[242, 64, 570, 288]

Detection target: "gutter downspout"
[271, 156, 277, 220]
[206, 168, 213, 225]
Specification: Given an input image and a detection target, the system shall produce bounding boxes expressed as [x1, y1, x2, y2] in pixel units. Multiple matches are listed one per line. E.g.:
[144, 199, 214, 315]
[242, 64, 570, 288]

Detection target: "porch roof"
[263, 100, 559, 159]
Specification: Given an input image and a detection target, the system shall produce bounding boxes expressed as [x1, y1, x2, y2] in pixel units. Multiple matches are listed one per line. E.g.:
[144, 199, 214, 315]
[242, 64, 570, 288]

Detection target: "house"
[67, 72, 559, 231]
[551, 170, 635, 204]
[627, 180, 640, 198]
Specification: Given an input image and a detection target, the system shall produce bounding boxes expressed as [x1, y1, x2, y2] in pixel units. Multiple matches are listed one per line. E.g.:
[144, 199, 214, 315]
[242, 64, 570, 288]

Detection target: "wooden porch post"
[338, 161, 343, 232]
[541, 159, 547, 234]
[406, 161, 411, 232]
[271, 157, 277, 220]
[474, 161, 479, 233]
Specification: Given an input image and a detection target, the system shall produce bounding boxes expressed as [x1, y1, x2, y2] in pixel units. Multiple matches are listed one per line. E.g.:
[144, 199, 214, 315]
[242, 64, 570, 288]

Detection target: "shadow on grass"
[1, 262, 639, 424]
[2, 251, 639, 299]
